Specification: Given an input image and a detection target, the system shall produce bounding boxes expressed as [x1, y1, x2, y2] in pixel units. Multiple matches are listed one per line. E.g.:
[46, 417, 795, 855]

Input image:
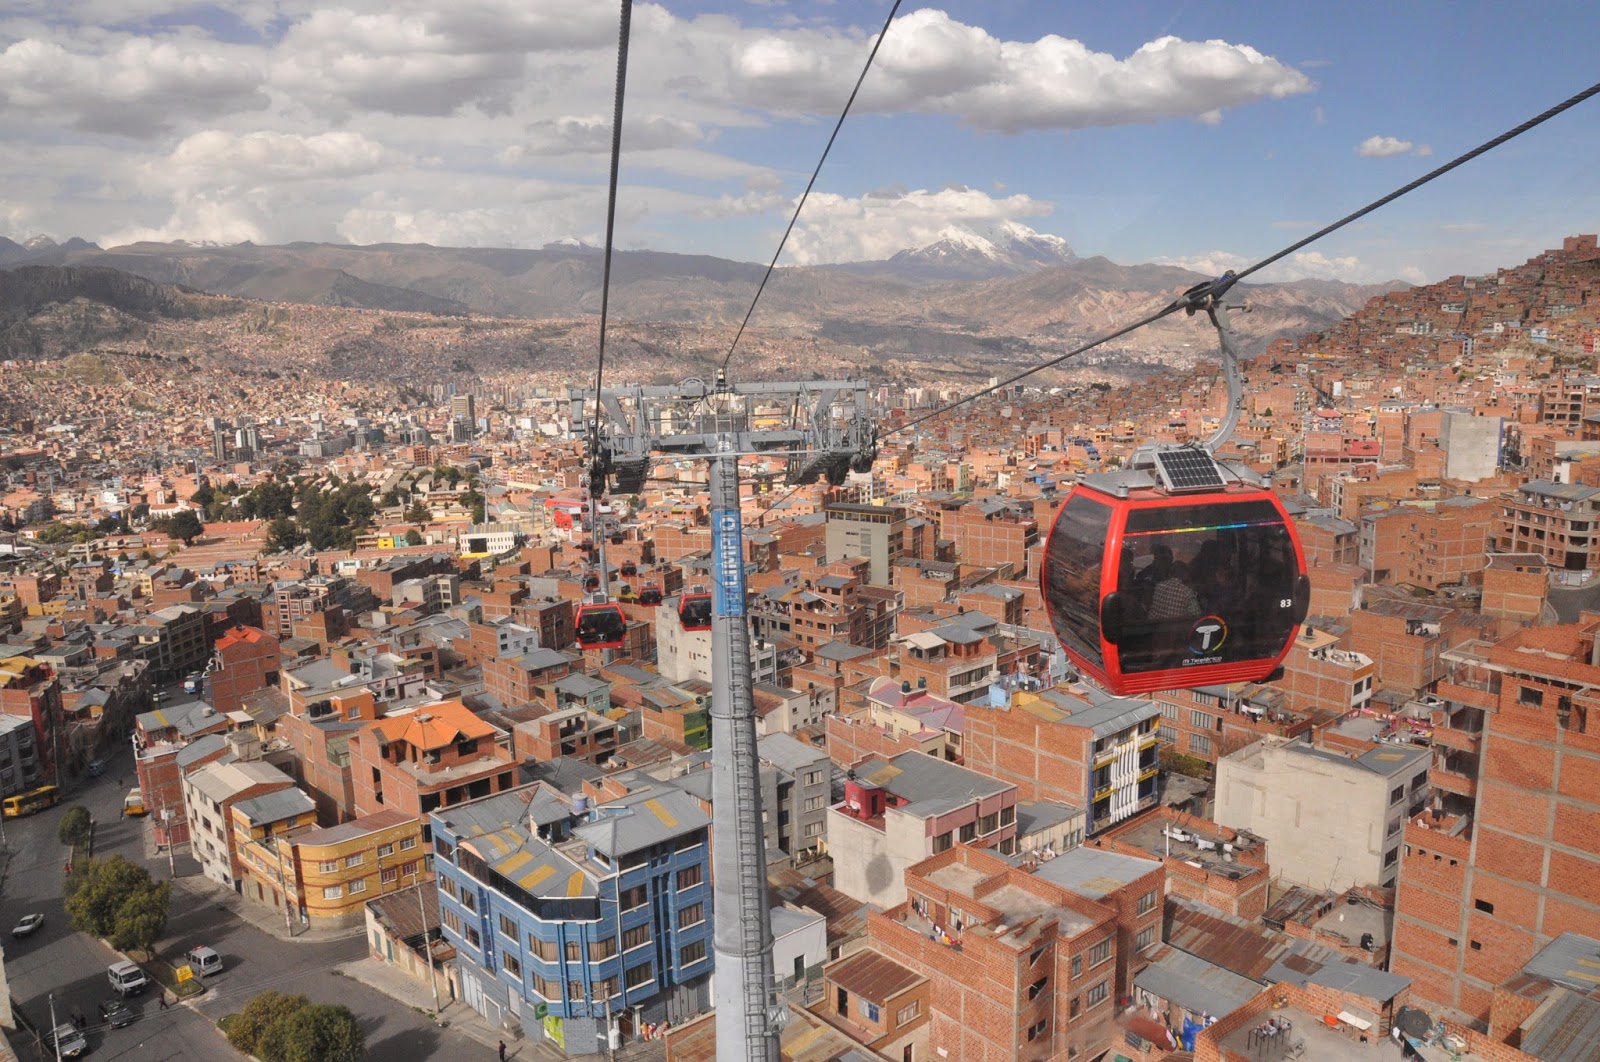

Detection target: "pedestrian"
[159, 993, 169, 1010]
[498, 1040, 507, 1061]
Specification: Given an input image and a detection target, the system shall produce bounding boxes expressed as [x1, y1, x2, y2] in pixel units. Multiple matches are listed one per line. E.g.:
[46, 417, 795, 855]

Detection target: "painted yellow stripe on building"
[644, 798, 678, 829]
[499, 850, 534, 876]
[518, 864, 557, 890]
[1565, 968, 1600, 983]
[567, 872, 585, 897]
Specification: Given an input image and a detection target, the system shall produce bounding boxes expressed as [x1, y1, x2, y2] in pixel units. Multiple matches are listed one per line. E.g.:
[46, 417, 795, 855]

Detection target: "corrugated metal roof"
[826, 949, 924, 1003]
[1524, 932, 1600, 992]
[1135, 947, 1261, 1018]
[1520, 987, 1600, 1062]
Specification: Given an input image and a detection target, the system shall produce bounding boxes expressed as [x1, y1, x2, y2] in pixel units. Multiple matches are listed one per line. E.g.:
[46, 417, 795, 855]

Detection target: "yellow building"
[238, 808, 427, 928]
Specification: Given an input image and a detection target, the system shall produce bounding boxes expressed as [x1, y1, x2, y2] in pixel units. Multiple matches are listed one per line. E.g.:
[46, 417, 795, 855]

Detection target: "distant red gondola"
[1041, 449, 1309, 696]
[678, 587, 712, 632]
[639, 584, 663, 607]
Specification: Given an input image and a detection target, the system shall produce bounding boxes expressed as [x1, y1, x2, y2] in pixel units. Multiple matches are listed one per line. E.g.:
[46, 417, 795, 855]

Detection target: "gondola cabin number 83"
[1041, 449, 1310, 696]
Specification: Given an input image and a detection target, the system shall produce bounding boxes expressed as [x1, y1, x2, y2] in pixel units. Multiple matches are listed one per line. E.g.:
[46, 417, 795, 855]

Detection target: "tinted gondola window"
[1044, 492, 1114, 668]
[1116, 500, 1298, 674]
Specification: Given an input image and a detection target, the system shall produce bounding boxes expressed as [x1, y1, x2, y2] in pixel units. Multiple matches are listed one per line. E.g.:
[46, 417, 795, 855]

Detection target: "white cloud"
[1358, 135, 1414, 158]
[1153, 248, 1382, 283]
[1151, 250, 1253, 277]
[783, 185, 1054, 264]
[156, 130, 400, 191]
[0, 35, 266, 136]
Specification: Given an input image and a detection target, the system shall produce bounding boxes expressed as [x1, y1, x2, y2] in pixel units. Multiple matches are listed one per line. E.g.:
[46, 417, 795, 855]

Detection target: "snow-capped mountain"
[884, 220, 1077, 280]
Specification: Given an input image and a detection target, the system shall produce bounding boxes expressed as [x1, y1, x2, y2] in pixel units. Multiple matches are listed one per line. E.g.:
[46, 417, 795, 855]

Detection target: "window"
[978, 813, 998, 834]
[1089, 939, 1111, 967]
[863, 1001, 880, 1023]
[1470, 940, 1483, 951]
[377, 843, 394, 857]
[1390, 785, 1405, 804]
[1137, 889, 1157, 915]
[1190, 709, 1213, 730]
[1087, 981, 1108, 1008]
[499, 914, 518, 939]
[624, 963, 653, 989]
[530, 937, 559, 962]
[566, 941, 582, 962]
[1158, 724, 1178, 744]
[1029, 946, 1046, 966]
[678, 903, 705, 929]
[533, 975, 560, 999]
[319, 859, 339, 873]
[444, 909, 461, 934]
[1136, 926, 1156, 950]
[403, 861, 418, 876]
[676, 833, 703, 853]
[589, 938, 617, 961]
[465, 926, 481, 948]
[345, 853, 364, 868]
[623, 924, 652, 951]
[1026, 1018, 1048, 1042]
[681, 940, 707, 966]
[1160, 701, 1181, 720]
[620, 885, 648, 911]
[1028, 976, 1048, 1001]
[568, 980, 584, 1001]
[440, 875, 458, 898]
[381, 867, 398, 884]
[959, 822, 977, 843]
[503, 954, 522, 978]
[459, 891, 477, 913]
[1385, 847, 1399, 867]
[1519, 686, 1544, 707]
[803, 795, 826, 811]
[932, 831, 953, 853]
[594, 976, 618, 998]
[400, 835, 418, 850]
[1000, 806, 1015, 827]
[896, 1001, 919, 1025]
[804, 769, 825, 786]
[1070, 996, 1080, 1019]
[1070, 955, 1082, 980]
[349, 878, 367, 894]
[434, 838, 454, 861]
[1190, 733, 1212, 757]
[323, 884, 343, 899]
[677, 865, 703, 891]
[1475, 899, 1495, 914]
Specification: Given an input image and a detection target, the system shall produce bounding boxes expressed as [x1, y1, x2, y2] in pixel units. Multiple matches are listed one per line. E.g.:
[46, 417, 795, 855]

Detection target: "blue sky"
[1, 1, 1597, 283]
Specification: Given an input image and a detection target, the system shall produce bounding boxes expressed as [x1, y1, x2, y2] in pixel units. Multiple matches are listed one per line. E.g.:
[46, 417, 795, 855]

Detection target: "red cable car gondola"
[678, 587, 713, 632]
[575, 598, 627, 651]
[583, 573, 601, 593]
[639, 584, 663, 606]
[1041, 447, 1309, 696]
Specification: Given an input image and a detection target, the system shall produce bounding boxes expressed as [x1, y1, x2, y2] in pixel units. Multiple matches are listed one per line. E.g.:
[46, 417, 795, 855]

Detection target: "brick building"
[209, 625, 280, 713]
[1390, 618, 1600, 1024]
[1494, 480, 1600, 572]
[348, 698, 518, 820]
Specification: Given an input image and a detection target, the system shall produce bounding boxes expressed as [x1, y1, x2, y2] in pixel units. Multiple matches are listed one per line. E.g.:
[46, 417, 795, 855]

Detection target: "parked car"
[88, 758, 107, 776]
[48, 1023, 88, 1058]
[99, 997, 137, 1028]
[185, 945, 223, 976]
[10, 913, 43, 938]
[108, 959, 149, 996]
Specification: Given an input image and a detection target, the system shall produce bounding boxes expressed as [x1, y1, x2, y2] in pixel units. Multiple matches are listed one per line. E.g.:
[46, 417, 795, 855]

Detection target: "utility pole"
[415, 871, 441, 1017]
[275, 832, 294, 936]
[571, 373, 874, 1061]
[48, 993, 61, 1062]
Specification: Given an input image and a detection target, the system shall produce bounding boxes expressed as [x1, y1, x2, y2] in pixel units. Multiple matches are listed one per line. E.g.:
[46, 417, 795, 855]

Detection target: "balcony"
[1430, 725, 1481, 754]
[1432, 766, 1478, 799]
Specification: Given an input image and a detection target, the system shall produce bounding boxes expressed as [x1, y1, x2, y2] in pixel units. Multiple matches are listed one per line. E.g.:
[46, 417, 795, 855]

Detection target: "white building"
[1214, 736, 1429, 891]
[182, 748, 302, 888]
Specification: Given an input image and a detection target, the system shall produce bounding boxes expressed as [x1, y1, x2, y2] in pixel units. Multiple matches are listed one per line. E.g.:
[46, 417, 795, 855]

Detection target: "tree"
[265, 517, 305, 553]
[165, 509, 205, 545]
[64, 856, 168, 950]
[58, 804, 92, 847]
[258, 1002, 364, 1062]
[226, 991, 310, 1056]
[403, 529, 423, 546]
[405, 502, 431, 526]
[189, 484, 215, 507]
[35, 522, 75, 544]
[111, 879, 172, 956]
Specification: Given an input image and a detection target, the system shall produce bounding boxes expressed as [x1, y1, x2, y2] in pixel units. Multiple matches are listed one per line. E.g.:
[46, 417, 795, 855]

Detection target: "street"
[0, 740, 463, 1060]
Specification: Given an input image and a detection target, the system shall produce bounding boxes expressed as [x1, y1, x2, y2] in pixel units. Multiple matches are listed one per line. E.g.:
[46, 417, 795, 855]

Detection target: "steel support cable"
[720, 0, 905, 373]
[587, 0, 635, 483]
[882, 77, 1600, 440]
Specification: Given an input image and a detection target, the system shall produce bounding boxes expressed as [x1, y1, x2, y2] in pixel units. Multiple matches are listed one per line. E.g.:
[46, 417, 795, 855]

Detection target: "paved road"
[0, 740, 464, 1061]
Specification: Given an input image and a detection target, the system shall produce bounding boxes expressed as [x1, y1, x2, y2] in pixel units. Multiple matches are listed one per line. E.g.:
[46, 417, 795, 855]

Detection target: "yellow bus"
[2, 785, 60, 818]
[123, 788, 148, 817]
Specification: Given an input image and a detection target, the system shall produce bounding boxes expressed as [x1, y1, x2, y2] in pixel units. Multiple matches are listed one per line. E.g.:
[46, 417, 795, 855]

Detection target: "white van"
[108, 960, 149, 996]
[185, 945, 223, 976]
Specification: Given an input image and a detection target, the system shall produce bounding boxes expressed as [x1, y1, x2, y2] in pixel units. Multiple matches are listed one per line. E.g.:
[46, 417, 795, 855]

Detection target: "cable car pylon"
[570, 371, 875, 1061]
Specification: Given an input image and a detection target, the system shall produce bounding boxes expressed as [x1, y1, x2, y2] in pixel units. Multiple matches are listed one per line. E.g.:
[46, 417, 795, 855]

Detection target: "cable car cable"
[882, 76, 1600, 440]
[719, 0, 905, 374]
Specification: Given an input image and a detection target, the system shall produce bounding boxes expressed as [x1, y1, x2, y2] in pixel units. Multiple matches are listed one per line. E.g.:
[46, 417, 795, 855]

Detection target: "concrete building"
[238, 808, 426, 929]
[209, 625, 280, 714]
[431, 782, 714, 1056]
[348, 699, 518, 820]
[1440, 411, 1503, 482]
[825, 502, 906, 587]
[183, 748, 302, 888]
[828, 751, 1018, 908]
[1216, 736, 1430, 891]
[757, 732, 832, 867]
[0, 712, 43, 798]
[1494, 480, 1600, 572]
[133, 697, 232, 846]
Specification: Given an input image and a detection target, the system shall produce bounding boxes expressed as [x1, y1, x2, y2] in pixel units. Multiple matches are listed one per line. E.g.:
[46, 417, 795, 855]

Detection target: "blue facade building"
[431, 780, 714, 1056]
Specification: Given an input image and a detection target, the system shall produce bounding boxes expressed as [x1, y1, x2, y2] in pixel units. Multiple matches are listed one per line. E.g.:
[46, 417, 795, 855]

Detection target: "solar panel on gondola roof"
[1154, 449, 1227, 492]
